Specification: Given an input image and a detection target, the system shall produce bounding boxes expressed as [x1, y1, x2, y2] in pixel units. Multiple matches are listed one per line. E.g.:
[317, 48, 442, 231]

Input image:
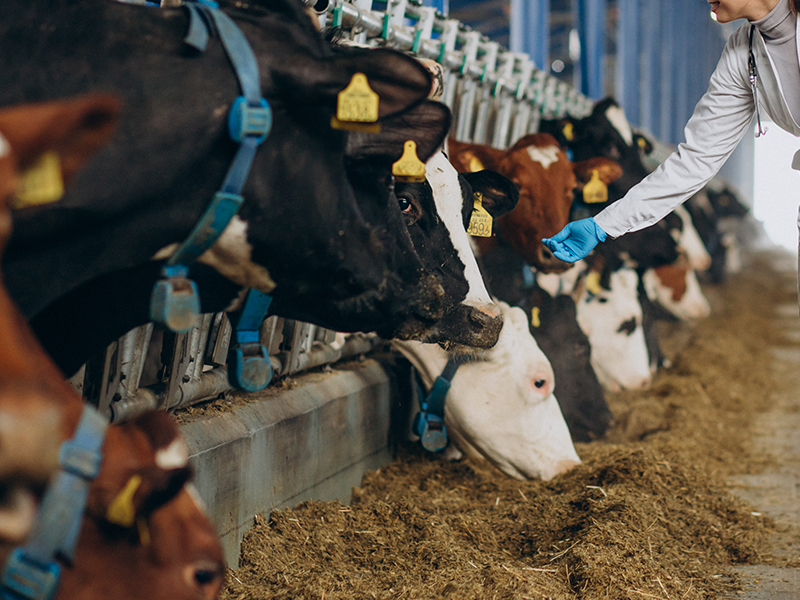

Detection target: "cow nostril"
[468, 309, 490, 327]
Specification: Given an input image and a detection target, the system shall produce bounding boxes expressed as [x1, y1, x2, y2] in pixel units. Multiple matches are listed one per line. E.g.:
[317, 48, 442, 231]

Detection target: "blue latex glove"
[542, 217, 608, 263]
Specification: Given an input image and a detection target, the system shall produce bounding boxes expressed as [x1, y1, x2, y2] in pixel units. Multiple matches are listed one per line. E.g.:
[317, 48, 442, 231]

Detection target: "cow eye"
[398, 197, 413, 213]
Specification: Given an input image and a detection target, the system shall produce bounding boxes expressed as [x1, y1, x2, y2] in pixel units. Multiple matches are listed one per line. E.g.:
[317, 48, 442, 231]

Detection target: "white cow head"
[574, 267, 651, 391]
[643, 260, 711, 320]
[393, 303, 580, 480]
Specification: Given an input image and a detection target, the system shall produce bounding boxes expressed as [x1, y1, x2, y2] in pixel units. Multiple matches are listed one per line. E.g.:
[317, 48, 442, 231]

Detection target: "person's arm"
[594, 26, 755, 238]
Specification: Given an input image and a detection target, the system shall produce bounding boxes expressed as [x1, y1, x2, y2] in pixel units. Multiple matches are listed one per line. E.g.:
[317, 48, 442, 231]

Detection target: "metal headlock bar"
[76, 0, 596, 423]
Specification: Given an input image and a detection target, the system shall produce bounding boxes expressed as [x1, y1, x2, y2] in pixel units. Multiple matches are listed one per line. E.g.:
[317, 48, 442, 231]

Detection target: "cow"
[539, 97, 651, 202]
[0, 96, 225, 599]
[448, 134, 622, 273]
[393, 151, 518, 351]
[0, 0, 453, 344]
[642, 257, 712, 321]
[476, 245, 613, 442]
[393, 302, 580, 480]
[570, 257, 652, 392]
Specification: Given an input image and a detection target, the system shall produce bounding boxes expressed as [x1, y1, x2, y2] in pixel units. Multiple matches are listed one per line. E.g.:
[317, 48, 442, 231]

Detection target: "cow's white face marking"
[674, 206, 712, 271]
[392, 303, 579, 481]
[575, 268, 651, 391]
[155, 437, 189, 470]
[643, 267, 711, 320]
[0, 131, 9, 159]
[152, 216, 276, 294]
[525, 145, 560, 169]
[425, 152, 493, 306]
[605, 105, 634, 146]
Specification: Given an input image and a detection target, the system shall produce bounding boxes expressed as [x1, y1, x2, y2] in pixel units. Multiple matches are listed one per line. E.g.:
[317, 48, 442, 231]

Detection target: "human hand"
[542, 217, 608, 263]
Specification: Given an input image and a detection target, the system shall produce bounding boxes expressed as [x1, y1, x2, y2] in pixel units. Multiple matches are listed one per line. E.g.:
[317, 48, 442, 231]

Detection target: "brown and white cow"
[0, 96, 224, 600]
[448, 134, 621, 273]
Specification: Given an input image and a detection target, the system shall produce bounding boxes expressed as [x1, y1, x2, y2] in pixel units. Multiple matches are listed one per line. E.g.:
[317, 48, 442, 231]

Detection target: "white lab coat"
[594, 19, 800, 238]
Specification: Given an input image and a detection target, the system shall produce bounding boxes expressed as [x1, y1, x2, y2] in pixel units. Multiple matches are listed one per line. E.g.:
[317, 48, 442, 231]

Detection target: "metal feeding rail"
[75, 0, 594, 422]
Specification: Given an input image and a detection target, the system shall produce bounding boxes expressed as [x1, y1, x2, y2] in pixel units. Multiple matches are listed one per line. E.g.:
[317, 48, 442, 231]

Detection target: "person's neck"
[750, 0, 784, 21]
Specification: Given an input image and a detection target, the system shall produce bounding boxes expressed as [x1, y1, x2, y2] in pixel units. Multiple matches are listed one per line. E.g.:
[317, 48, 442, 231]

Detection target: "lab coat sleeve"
[593, 29, 755, 238]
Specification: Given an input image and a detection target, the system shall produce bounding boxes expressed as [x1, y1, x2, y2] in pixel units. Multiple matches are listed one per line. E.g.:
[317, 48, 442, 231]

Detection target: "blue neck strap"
[1, 405, 108, 600]
[412, 357, 463, 453]
[150, 0, 273, 335]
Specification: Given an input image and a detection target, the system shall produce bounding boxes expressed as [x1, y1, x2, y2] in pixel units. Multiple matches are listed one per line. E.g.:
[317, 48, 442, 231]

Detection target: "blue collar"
[150, 0, 273, 334]
[412, 356, 464, 453]
[1, 405, 107, 600]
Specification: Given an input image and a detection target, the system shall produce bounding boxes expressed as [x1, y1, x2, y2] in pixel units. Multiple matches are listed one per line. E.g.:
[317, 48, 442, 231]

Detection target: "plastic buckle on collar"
[228, 341, 272, 392]
[150, 265, 201, 334]
[1, 548, 60, 600]
[416, 413, 447, 453]
[228, 97, 272, 145]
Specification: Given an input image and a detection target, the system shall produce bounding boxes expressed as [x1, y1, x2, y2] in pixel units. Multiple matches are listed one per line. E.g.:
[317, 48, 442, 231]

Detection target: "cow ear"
[446, 139, 505, 172]
[345, 101, 451, 163]
[0, 94, 120, 184]
[278, 48, 432, 121]
[462, 170, 519, 217]
[632, 133, 654, 155]
[573, 157, 623, 191]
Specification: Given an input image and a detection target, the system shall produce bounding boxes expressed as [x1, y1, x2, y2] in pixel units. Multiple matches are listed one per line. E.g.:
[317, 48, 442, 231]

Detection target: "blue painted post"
[423, 0, 448, 16]
[510, 0, 549, 70]
[576, 0, 607, 99]
[640, 0, 662, 135]
[615, 0, 640, 124]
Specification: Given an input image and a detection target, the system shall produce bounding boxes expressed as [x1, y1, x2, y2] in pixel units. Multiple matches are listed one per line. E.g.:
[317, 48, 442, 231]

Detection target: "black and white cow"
[394, 152, 519, 351]
[476, 245, 614, 442]
[1, 0, 455, 344]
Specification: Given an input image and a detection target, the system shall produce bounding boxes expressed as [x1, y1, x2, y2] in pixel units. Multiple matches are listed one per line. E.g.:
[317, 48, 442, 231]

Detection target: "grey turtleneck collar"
[753, 0, 794, 42]
[751, 0, 800, 124]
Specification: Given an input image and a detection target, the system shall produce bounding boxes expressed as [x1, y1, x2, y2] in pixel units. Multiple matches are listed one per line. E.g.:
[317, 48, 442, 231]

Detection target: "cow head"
[449, 134, 575, 273]
[394, 303, 580, 480]
[526, 272, 614, 442]
[394, 152, 518, 350]
[540, 98, 650, 201]
[643, 254, 711, 321]
[573, 258, 652, 392]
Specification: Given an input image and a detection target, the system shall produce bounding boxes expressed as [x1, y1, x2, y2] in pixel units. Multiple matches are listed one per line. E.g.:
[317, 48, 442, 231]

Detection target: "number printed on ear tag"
[583, 169, 608, 204]
[466, 192, 493, 237]
[13, 152, 65, 208]
[332, 72, 380, 130]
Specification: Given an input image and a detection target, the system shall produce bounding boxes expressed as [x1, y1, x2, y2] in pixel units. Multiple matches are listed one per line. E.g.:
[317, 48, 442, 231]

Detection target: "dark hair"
[794, 0, 800, 15]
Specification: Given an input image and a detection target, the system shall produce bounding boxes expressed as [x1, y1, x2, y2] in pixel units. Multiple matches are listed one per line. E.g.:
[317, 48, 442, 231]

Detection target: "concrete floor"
[727, 253, 800, 598]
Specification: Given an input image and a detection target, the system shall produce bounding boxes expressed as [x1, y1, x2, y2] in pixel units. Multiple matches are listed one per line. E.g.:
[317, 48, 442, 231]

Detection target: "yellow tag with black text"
[583, 170, 608, 204]
[12, 152, 65, 208]
[562, 122, 575, 142]
[331, 73, 380, 132]
[466, 192, 493, 237]
[392, 140, 426, 182]
[468, 155, 485, 172]
[531, 306, 541, 328]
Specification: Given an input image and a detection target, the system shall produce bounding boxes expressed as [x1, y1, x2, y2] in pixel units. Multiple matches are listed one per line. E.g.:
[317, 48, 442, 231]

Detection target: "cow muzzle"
[425, 302, 505, 351]
[533, 243, 573, 273]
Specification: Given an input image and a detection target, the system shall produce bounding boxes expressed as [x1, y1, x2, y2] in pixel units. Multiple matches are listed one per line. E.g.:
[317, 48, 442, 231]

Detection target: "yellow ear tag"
[106, 474, 142, 528]
[583, 170, 608, 204]
[137, 517, 151, 547]
[585, 271, 603, 296]
[12, 152, 65, 209]
[637, 136, 647, 149]
[562, 122, 575, 142]
[466, 192, 493, 237]
[330, 72, 381, 133]
[531, 306, 541, 328]
[392, 140, 427, 182]
[468, 155, 485, 172]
